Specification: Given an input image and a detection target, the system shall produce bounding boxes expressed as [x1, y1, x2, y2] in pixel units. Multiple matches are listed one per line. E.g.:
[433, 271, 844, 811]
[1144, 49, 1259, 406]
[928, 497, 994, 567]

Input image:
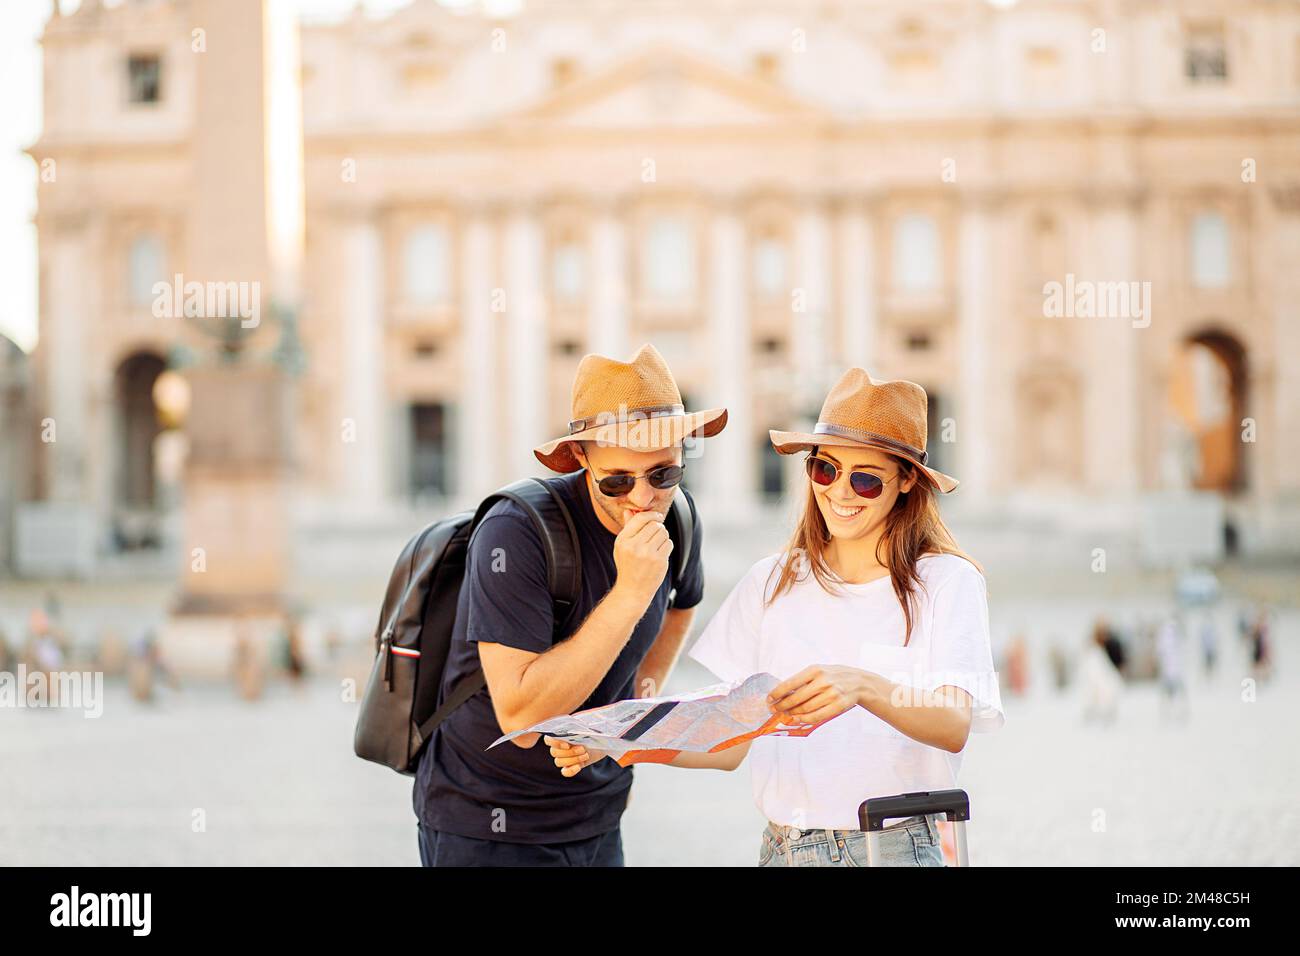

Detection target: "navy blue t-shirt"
[413, 469, 704, 844]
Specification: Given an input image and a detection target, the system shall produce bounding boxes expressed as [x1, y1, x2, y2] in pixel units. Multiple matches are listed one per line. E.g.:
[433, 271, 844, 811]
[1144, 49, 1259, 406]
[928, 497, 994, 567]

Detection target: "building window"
[409, 403, 449, 497]
[893, 213, 941, 291]
[404, 224, 451, 306]
[552, 240, 585, 303]
[760, 439, 784, 502]
[905, 330, 932, 352]
[128, 55, 162, 104]
[128, 235, 165, 306]
[1185, 25, 1228, 83]
[642, 216, 695, 301]
[926, 390, 947, 475]
[752, 236, 787, 300]
[1191, 212, 1230, 288]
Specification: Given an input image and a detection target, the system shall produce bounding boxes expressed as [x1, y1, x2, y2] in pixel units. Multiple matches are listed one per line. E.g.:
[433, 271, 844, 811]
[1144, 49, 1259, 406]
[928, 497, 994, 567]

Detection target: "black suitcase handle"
[858, 789, 970, 831]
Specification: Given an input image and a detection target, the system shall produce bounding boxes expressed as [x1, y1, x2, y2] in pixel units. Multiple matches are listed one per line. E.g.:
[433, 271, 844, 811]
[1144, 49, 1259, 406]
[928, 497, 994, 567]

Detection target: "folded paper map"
[489, 672, 831, 766]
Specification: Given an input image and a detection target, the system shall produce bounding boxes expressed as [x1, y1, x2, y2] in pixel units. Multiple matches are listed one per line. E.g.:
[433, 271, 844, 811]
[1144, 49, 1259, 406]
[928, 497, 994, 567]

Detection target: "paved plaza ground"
[2, 589, 1294, 866]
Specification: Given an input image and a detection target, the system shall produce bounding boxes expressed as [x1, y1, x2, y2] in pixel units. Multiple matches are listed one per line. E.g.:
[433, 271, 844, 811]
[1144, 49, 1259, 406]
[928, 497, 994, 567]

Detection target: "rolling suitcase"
[858, 788, 971, 867]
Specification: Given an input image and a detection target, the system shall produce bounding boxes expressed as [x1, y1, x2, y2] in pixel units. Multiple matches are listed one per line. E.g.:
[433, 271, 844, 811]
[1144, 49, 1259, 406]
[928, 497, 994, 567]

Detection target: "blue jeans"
[758, 815, 945, 867]
[417, 822, 624, 867]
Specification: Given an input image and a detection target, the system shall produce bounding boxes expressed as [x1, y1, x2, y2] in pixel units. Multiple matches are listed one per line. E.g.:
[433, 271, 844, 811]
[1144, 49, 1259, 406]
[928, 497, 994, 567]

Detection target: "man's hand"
[767, 665, 867, 726]
[546, 736, 612, 777]
[612, 510, 672, 605]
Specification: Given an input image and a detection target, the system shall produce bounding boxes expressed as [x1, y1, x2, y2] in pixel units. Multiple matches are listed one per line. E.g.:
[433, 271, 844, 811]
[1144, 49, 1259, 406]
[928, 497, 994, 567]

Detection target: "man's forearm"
[506, 583, 649, 728]
[634, 606, 695, 698]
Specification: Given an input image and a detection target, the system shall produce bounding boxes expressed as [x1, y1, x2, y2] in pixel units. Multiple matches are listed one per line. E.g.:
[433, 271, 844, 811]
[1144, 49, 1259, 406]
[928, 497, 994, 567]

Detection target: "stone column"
[340, 210, 386, 512]
[1084, 191, 1143, 495]
[458, 211, 498, 500]
[17, 212, 98, 577]
[1268, 185, 1300, 496]
[708, 202, 756, 519]
[45, 214, 89, 503]
[589, 206, 629, 359]
[793, 199, 832, 410]
[837, 197, 876, 371]
[506, 208, 547, 479]
[958, 196, 994, 503]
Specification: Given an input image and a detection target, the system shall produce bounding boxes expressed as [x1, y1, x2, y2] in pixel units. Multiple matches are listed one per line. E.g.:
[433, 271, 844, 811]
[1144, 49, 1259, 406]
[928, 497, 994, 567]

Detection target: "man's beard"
[591, 483, 671, 530]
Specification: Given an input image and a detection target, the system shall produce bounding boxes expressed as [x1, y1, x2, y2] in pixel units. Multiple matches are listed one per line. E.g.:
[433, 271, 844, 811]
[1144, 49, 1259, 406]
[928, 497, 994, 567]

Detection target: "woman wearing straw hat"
[549, 369, 1004, 866]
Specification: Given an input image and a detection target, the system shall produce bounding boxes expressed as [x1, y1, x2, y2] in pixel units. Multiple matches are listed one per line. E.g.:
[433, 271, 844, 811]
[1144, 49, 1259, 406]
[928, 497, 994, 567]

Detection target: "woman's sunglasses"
[591, 463, 685, 498]
[805, 455, 897, 500]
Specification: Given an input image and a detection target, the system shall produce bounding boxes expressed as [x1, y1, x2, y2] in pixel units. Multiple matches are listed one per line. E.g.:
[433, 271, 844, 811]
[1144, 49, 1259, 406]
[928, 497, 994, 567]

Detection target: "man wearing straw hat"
[413, 343, 727, 866]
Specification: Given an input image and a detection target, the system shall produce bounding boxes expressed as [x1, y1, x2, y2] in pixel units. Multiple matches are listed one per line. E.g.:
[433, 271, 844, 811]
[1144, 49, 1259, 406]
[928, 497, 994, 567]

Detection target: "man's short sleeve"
[462, 511, 554, 655]
[668, 489, 706, 611]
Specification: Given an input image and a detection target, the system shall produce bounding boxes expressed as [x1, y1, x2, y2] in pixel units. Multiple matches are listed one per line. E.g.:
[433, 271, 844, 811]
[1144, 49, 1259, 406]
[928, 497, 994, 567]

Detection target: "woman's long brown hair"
[764, 450, 980, 646]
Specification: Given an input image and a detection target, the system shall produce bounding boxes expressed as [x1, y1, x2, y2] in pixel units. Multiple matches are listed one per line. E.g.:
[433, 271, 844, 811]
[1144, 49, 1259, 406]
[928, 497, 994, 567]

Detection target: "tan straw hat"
[534, 343, 728, 473]
[769, 368, 958, 493]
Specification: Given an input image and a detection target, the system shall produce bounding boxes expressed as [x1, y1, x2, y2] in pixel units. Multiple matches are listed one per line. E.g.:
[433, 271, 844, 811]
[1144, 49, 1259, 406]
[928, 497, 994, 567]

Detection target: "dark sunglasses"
[805, 455, 897, 499]
[591, 463, 685, 498]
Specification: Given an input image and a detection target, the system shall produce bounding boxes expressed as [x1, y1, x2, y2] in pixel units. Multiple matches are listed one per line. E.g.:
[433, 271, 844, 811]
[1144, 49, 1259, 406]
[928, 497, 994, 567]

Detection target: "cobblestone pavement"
[2, 601, 1295, 866]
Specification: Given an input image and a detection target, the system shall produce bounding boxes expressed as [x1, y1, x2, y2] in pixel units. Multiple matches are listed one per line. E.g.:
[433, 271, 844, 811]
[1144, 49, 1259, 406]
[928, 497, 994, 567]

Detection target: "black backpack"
[353, 476, 696, 774]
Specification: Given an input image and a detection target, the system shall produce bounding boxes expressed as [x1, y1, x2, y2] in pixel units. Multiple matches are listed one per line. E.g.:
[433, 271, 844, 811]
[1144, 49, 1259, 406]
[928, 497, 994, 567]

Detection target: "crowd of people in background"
[0, 591, 327, 705]
[1, 584, 1283, 720]
[995, 597, 1277, 726]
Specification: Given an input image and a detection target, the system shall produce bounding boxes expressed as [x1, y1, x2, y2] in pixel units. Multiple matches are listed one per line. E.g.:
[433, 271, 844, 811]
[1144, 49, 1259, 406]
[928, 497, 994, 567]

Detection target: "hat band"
[812, 421, 929, 466]
[568, 403, 685, 435]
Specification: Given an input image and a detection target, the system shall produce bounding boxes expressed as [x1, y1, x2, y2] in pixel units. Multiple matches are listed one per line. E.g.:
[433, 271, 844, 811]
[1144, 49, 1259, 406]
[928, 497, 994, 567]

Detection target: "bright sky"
[0, 0, 523, 354]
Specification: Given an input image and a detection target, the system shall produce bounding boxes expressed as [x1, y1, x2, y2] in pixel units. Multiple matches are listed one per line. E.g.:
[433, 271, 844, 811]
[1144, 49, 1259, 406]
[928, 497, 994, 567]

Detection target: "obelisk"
[164, 0, 305, 677]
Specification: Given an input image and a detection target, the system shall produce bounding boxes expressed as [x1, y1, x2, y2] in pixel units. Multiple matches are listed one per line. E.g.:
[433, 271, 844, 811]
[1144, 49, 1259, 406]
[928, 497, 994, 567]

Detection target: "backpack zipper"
[381, 626, 394, 690]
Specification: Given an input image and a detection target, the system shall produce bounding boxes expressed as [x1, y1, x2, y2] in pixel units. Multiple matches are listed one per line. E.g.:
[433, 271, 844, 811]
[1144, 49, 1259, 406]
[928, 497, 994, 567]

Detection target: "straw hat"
[534, 343, 728, 473]
[769, 368, 958, 493]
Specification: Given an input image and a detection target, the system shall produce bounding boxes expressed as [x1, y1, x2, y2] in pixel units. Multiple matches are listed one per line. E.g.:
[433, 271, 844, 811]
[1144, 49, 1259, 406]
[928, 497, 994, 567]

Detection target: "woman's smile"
[827, 500, 866, 520]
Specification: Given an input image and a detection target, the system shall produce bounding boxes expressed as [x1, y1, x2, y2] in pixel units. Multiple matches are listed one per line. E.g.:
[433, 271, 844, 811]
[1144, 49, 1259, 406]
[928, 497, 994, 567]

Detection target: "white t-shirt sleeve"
[924, 559, 1005, 734]
[686, 557, 772, 683]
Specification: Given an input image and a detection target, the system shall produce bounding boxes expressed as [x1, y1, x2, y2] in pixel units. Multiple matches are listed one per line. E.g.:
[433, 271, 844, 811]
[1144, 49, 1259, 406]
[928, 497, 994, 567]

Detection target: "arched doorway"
[112, 351, 167, 549]
[1167, 330, 1247, 493]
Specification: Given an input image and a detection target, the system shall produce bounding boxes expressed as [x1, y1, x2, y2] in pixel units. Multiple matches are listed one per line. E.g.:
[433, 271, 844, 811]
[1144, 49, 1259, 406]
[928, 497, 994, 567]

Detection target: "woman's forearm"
[668, 740, 750, 771]
[857, 672, 972, 753]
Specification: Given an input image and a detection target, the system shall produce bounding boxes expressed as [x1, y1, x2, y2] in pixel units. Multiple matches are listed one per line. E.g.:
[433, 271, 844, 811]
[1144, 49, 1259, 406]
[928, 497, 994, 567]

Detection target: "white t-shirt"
[688, 551, 1005, 830]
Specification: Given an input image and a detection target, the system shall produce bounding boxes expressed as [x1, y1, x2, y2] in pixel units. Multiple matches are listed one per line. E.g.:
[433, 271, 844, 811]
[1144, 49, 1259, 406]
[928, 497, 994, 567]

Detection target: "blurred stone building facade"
[15, 0, 1300, 577]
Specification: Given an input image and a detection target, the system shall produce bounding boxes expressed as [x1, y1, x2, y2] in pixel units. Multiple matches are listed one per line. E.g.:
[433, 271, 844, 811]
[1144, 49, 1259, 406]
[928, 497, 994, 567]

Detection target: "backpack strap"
[665, 487, 695, 608]
[417, 665, 486, 745]
[419, 479, 697, 744]
[416, 478, 581, 744]
[494, 477, 584, 635]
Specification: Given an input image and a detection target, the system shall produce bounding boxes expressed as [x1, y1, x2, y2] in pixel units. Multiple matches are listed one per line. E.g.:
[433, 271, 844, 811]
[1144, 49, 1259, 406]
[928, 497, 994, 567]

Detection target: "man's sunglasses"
[805, 455, 897, 500]
[591, 464, 685, 498]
